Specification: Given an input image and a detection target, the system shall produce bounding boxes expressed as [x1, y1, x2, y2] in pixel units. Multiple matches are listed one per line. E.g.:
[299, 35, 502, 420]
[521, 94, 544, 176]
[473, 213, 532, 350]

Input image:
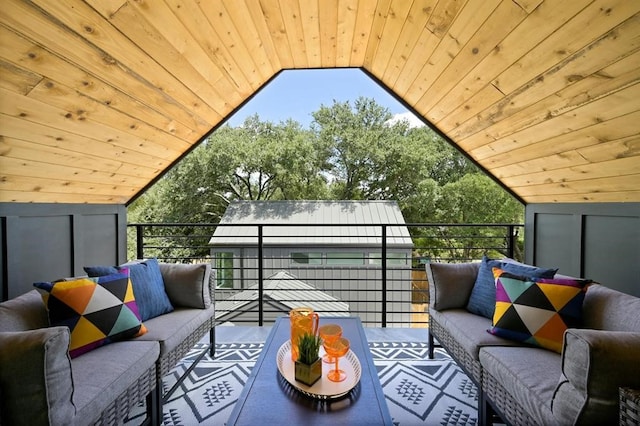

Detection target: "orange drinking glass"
[319, 324, 342, 363]
[323, 337, 350, 382]
[289, 307, 319, 361]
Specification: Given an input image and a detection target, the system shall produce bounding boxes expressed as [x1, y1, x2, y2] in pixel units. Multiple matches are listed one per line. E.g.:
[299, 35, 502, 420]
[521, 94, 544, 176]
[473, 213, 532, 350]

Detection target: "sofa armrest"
[159, 263, 212, 309]
[425, 262, 479, 311]
[0, 327, 76, 425]
[552, 329, 640, 425]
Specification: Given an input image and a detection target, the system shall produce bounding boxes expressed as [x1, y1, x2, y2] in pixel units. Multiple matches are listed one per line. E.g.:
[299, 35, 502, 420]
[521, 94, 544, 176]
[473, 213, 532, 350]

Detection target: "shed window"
[291, 252, 322, 265]
[368, 252, 408, 265]
[215, 252, 234, 288]
[326, 252, 364, 265]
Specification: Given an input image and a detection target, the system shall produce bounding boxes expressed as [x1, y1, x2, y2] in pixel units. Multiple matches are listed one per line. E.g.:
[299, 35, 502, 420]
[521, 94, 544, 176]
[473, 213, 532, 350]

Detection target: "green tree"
[312, 97, 394, 200]
[128, 99, 524, 262]
[205, 115, 329, 202]
[418, 173, 524, 261]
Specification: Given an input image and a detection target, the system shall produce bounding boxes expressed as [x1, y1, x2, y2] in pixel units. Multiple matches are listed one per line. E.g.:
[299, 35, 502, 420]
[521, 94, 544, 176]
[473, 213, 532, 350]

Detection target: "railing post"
[381, 225, 387, 328]
[257, 224, 264, 326]
[136, 224, 144, 259]
[507, 225, 515, 259]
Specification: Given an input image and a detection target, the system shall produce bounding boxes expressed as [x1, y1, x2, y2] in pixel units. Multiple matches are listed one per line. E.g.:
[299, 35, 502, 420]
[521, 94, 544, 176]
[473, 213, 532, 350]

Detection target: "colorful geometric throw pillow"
[467, 256, 558, 319]
[84, 258, 173, 321]
[34, 269, 145, 358]
[488, 268, 590, 353]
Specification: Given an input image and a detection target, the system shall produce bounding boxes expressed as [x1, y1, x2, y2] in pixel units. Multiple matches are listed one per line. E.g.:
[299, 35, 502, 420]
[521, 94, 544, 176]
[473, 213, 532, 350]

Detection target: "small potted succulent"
[294, 332, 322, 386]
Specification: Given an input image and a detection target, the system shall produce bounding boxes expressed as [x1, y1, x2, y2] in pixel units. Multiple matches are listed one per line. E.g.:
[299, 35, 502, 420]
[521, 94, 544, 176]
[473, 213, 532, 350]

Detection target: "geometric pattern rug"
[125, 341, 478, 425]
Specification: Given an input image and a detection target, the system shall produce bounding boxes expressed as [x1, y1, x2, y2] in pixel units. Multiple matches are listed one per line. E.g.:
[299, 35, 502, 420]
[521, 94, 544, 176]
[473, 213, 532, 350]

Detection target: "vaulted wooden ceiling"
[1, 0, 639, 205]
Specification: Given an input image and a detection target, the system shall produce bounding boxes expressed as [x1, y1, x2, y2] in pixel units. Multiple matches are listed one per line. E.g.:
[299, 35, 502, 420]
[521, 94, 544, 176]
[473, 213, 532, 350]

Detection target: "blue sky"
[225, 68, 423, 128]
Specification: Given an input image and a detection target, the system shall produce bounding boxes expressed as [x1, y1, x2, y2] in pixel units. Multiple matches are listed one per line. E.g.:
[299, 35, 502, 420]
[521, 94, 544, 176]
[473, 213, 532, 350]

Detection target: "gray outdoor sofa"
[0, 261, 215, 426]
[426, 260, 640, 425]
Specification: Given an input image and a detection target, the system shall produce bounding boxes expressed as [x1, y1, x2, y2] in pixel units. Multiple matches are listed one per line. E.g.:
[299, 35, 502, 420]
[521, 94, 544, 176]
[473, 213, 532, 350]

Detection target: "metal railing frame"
[128, 222, 523, 327]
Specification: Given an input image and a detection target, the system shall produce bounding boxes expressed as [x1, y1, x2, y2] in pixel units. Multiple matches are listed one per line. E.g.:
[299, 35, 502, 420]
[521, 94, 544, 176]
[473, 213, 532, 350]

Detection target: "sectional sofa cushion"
[0, 327, 76, 426]
[427, 261, 480, 311]
[467, 255, 558, 319]
[134, 305, 214, 358]
[85, 258, 173, 321]
[0, 289, 49, 332]
[480, 346, 560, 425]
[581, 283, 640, 331]
[552, 329, 640, 424]
[158, 263, 212, 309]
[488, 269, 589, 353]
[71, 339, 159, 424]
[34, 270, 144, 358]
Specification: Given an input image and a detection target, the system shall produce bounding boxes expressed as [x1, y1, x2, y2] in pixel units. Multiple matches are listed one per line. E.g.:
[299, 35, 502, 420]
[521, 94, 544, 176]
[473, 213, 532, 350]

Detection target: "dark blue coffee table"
[226, 316, 393, 425]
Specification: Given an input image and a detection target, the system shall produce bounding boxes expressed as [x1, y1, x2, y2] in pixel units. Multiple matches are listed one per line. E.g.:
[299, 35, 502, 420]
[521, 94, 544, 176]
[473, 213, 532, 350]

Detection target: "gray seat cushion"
[72, 340, 159, 424]
[480, 346, 560, 426]
[433, 309, 525, 360]
[135, 306, 214, 356]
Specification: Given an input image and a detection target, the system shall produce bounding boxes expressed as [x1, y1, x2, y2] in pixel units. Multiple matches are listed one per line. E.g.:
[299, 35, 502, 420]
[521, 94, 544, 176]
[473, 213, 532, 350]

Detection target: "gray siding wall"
[0, 203, 127, 301]
[525, 203, 640, 297]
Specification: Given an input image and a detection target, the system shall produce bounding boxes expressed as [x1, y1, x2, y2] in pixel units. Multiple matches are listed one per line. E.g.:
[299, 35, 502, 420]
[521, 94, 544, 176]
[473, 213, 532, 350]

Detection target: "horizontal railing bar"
[129, 222, 523, 327]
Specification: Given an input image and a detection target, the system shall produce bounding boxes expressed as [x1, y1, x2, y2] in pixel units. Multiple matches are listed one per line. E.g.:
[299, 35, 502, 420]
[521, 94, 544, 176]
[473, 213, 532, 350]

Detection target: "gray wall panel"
[79, 214, 120, 267]
[7, 214, 73, 298]
[526, 203, 640, 297]
[0, 203, 127, 301]
[583, 215, 639, 296]
[533, 213, 577, 274]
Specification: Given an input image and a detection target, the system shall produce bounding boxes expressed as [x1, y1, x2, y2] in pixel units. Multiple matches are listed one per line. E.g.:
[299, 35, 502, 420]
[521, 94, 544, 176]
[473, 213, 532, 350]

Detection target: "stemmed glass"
[319, 324, 342, 363]
[323, 336, 350, 382]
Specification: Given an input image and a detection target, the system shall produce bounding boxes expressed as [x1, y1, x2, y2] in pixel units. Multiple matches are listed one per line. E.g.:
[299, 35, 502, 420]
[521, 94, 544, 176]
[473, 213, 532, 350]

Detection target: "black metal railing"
[128, 223, 523, 328]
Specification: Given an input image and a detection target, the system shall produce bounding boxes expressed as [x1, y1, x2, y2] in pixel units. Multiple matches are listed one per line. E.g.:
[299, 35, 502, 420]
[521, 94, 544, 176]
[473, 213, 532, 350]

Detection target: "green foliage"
[127, 97, 524, 261]
[297, 332, 322, 364]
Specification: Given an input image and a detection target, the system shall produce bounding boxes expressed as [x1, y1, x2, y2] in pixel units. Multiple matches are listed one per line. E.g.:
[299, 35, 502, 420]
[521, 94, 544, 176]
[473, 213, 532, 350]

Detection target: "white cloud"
[386, 112, 426, 128]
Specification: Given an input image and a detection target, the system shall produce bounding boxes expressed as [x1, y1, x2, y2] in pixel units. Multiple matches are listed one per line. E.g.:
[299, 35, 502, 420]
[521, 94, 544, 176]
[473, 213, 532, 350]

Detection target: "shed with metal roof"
[210, 200, 413, 327]
[209, 200, 414, 248]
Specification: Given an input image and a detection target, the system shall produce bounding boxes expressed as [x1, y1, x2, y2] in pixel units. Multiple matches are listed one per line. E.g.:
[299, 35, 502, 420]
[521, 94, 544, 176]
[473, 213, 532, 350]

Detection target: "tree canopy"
[129, 97, 523, 260]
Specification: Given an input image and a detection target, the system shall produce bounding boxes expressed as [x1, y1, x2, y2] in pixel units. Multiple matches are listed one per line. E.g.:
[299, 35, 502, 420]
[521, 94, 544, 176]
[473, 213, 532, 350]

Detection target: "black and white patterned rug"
[126, 341, 478, 425]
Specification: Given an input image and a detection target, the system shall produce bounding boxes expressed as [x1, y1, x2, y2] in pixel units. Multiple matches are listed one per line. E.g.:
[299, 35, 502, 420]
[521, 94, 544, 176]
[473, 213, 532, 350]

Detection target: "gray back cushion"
[426, 262, 480, 311]
[582, 284, 640, 331]
[0, 290, 49, 332]
[159, 263, 212, 309]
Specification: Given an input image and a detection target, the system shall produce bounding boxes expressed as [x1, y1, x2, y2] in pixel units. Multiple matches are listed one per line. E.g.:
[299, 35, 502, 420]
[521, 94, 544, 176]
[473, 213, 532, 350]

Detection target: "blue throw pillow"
[85, 258, 173, 321]
[466, 255, 557, 319]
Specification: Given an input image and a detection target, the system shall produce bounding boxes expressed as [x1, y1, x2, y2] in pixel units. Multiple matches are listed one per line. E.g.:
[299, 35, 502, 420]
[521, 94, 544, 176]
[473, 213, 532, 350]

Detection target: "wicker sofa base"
[157, 316, 216, 379]
[92, 363, 157, 426]
[621, 387, 640, 426]
[429, 315, 483, 385]
[145, 315, 216, 422]
[482, 368, 535, 426]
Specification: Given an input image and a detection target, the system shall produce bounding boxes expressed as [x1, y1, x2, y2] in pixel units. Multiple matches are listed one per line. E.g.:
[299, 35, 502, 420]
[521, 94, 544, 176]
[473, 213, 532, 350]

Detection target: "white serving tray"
[276, 340, 361, 399]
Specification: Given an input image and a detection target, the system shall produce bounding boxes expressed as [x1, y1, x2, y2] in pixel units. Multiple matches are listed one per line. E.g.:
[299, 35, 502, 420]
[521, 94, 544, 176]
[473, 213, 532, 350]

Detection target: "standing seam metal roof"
[209, 200, 413, 247]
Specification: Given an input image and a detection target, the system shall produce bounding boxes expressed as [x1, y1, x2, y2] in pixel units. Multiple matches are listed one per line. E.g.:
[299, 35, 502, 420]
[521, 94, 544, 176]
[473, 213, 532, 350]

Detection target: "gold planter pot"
[294, 357, 322, 386]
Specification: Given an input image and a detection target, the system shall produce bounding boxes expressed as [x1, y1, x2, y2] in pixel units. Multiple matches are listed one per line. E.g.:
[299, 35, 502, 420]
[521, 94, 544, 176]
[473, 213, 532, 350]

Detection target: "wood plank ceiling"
[1, 0, 639, 204]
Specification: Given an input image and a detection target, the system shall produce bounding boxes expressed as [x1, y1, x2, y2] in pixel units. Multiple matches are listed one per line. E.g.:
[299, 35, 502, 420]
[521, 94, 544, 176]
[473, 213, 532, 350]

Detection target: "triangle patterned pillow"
[488, 267, 591, 353]
[34, 268, 145, 358]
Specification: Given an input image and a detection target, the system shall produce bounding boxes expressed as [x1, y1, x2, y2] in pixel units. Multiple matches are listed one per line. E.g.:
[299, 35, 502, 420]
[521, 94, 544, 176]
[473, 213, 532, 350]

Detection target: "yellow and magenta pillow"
[34, 269, 145, 358]
[488, 268, 590, 353]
